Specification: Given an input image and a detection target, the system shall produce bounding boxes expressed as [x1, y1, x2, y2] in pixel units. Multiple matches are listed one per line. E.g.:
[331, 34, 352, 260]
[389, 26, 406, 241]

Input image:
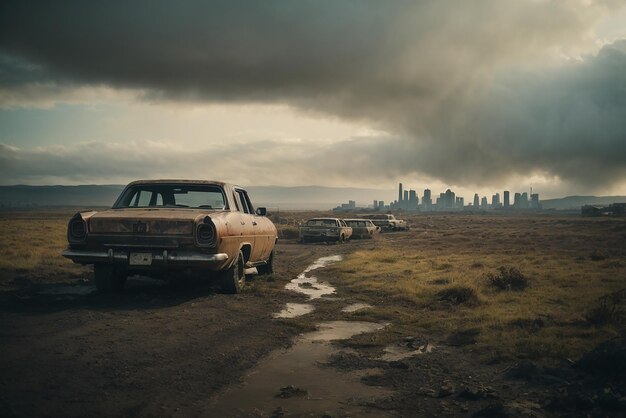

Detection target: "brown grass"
[0, 210, 89, 288]
[325, 213, 626, 361]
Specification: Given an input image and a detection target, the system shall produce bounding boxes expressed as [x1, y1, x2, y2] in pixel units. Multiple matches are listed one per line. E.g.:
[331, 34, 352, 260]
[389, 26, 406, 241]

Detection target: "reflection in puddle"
[342, 303, 373, 313]
[38, 285, 95, 296]
[273, 303, 315, 319]
[381, 342, 434, 361]
[284, 255, 342, 300]
[308, 321, 386, 341]
[208, 320, 391, 417]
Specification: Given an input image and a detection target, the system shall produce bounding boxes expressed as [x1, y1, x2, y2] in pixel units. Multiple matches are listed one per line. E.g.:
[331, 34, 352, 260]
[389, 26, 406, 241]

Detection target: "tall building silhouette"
[398, 183, 403, 202]
[504, 191, 510, 208]
[473, 193, 479, 208]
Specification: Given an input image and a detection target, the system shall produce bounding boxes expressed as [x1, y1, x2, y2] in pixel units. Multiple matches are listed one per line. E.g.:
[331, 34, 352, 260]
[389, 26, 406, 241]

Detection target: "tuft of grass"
[585, 289, 625, 325]
[485, 266, 529, 291]
[436, 286, 479, 305]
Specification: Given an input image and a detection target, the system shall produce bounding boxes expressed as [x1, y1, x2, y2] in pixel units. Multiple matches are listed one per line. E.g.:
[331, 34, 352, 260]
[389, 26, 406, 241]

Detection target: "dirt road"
[0, 241, 372, 417]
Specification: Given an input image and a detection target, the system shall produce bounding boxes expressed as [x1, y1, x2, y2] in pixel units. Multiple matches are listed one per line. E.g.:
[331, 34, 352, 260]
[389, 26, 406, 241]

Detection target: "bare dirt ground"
[1, 210, 624, 417]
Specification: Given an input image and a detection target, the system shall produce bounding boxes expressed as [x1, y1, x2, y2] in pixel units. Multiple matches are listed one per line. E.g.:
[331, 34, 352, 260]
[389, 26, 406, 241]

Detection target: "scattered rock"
[276, 385, 307, 399]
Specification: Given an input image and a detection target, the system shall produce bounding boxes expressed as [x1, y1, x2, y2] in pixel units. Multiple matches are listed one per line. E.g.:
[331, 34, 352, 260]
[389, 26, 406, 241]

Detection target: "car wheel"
[257, 250, 275, 275]
[93, 264, 126, 293]
[220, 250, 245, 294]
[339, 234, 345, 243]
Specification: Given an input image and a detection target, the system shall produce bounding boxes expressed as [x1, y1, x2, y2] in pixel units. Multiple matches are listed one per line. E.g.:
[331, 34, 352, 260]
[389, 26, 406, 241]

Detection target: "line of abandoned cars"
[298, 214, 408, 243]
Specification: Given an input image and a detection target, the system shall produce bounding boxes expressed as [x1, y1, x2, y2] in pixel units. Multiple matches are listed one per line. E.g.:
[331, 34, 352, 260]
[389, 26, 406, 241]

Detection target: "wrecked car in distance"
[361, 214, 408, 231]
[299, 218, 352, 243]
[344, 219, 379, 239]
[62, 180, 277, 294]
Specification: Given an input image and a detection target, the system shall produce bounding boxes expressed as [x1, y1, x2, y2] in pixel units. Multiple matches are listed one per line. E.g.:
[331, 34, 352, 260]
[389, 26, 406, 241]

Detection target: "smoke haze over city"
[1, 0, 625, 199]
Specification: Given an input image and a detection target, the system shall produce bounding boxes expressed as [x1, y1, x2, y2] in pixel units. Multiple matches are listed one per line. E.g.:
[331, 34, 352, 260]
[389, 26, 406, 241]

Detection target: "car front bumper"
[62, 248, 229, 267]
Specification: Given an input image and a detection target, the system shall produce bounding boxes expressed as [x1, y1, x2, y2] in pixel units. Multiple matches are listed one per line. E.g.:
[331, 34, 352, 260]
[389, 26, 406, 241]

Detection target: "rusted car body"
[362, 214, 408, 231]
[299, 218, 352, 243]
[62, 180, 277, 293]
[344, 219, 379, 239]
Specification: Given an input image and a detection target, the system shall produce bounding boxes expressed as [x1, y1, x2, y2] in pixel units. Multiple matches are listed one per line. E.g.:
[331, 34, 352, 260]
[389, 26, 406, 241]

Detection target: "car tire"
[257, 250, 275, 275]
[220, 250, 245, 294]
[93, 264, 126, 293]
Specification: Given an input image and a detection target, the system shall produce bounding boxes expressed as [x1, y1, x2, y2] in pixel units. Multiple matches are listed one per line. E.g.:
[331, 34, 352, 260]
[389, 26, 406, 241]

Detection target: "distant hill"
[1, 185, 624, 211]
[540, 195, 626, 210]
[0, 184, 395, 210]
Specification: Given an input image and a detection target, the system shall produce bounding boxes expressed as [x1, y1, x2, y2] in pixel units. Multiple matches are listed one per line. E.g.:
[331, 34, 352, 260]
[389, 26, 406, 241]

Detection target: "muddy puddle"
[284, 255, 342, 300]
[273, 303, 315, 319]
[382, 342, 434, 361]
[207, 321, 392, 417]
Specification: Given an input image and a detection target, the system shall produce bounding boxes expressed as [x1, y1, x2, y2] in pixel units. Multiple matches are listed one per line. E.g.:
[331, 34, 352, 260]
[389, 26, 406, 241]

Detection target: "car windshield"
[306, 219, 337, 227]
[347, 221, 367, 227]
[114, 184, 227, 209]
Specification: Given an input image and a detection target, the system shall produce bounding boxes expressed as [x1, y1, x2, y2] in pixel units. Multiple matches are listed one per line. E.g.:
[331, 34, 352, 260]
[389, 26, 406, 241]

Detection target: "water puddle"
[38, 285, 95, 296]
[284, 255, 342, 300]
[273, 303, 315, 319]
[207, 320, 391, 417]
[308, 321, 386, 341]
[381, 342, 434, 361]
[342, 302, 373, 313]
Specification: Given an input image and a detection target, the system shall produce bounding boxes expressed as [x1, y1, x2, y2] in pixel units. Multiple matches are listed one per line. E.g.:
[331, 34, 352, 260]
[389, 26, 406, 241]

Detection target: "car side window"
[235, 190, 251, 214]
[241, 191, 254, 214]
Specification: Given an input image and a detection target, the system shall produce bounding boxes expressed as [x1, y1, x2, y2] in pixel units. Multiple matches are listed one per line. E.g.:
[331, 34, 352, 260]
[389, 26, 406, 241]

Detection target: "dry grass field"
[319, 214, 626, 363]
[0, 210, 92, 289]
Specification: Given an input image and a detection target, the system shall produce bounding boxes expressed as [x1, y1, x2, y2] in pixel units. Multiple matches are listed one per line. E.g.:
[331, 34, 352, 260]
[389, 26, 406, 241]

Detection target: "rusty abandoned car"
[299, 218, 352, 243]
[344, 219, 379, 239]
[62, 180, 278, 294]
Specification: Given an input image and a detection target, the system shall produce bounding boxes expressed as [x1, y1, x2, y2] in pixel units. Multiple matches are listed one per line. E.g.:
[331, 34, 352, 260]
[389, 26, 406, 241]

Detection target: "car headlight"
[68, 214, 87, 243]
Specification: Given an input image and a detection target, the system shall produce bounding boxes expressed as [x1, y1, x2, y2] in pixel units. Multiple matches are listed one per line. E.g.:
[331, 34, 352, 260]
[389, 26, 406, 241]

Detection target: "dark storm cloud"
[1, 0, 625, 187]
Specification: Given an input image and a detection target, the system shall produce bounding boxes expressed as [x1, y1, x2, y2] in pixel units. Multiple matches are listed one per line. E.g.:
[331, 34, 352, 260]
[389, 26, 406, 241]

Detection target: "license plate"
[129, 252, 152, 265]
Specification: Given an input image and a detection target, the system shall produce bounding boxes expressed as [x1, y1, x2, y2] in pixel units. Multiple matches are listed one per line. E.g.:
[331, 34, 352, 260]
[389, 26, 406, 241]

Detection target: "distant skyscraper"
[481, 196, 488, 208]
[409, 189, 417, 203]
[444, 189, 455, 209]
[521, 192, 529, 209]
[492, 193, 500, 207]
[398, 183, 403, 202]
[403, 190, 409, 202]
[531, 193, 540, 209]
[373, 200, 378, 209]
[423, 189, 432, 210]
[504, 191, 510, 208]
[378, 201, 384, 209]
[456, 197, 464, 208]
[473, 193, 479, 208]
[514, 192, 522, 208]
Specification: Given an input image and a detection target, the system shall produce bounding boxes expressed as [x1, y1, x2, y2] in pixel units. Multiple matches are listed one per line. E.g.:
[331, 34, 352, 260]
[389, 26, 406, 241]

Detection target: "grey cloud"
[1, 0, 625, 188]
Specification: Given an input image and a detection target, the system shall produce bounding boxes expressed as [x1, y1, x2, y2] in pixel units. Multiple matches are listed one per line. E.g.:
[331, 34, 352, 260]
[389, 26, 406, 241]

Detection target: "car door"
[234, 188, 267, 262]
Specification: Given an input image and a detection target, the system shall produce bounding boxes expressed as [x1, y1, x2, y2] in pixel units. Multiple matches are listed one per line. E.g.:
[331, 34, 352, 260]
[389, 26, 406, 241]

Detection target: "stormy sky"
[1, 0, 625, 198]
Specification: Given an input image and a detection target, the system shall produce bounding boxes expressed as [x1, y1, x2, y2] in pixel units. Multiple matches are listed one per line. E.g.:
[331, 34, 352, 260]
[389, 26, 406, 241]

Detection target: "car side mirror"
[255, 207, 267, 216]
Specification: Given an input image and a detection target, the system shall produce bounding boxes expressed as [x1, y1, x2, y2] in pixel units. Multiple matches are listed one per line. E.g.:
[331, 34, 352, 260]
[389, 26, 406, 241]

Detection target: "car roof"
[344, 218, 369, 222]
[126, 179, 236, 188]
[308, 217, 340, 221]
